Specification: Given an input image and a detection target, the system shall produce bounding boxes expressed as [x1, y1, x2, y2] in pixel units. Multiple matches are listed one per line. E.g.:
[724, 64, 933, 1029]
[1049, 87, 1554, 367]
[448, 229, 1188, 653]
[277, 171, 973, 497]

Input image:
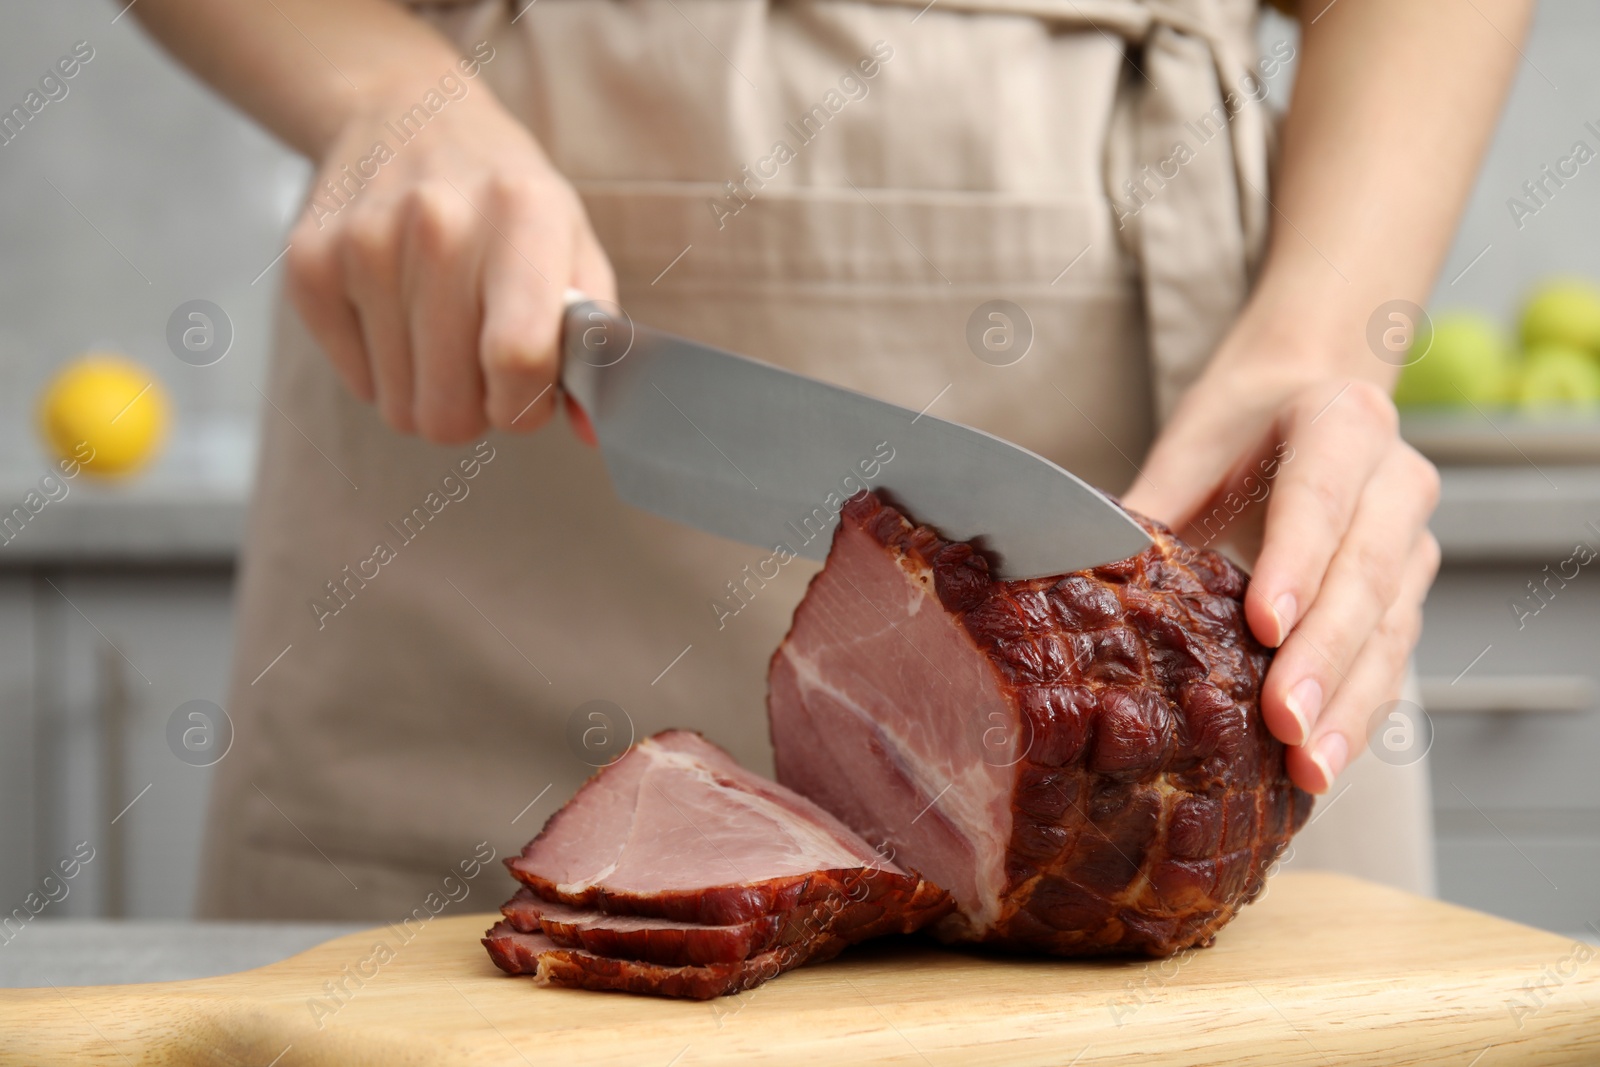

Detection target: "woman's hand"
[1115, 0, 1531, 799]
[286, 83, 615, 444]
[1122, 342, 1441, 797]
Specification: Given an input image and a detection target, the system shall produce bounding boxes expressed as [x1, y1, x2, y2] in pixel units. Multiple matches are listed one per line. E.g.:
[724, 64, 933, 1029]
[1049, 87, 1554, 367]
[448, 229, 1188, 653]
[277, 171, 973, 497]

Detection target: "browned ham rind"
[768, 491, 1312, 957]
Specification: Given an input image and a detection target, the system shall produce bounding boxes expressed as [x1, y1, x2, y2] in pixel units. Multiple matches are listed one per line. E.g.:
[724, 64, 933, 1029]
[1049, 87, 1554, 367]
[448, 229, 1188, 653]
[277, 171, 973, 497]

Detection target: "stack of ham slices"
[483, 730, 950, 999]
[487, 492, 1310, 998]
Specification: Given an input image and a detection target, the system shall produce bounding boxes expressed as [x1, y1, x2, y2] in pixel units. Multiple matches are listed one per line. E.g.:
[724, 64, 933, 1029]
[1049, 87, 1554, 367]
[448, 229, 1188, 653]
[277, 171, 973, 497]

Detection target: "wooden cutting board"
[3, 872, 1596, 1066]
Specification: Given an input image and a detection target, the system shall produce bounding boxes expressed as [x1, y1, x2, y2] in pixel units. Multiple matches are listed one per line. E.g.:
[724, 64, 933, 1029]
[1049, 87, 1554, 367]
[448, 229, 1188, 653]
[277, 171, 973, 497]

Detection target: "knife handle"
[559, 290, 597, 420]
[559, 291, 634, 427]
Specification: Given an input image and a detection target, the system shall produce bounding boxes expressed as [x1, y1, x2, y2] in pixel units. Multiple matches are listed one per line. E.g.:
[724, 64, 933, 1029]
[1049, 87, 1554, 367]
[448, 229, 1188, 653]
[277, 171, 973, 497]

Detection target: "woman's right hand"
[286, 79, 615, 444]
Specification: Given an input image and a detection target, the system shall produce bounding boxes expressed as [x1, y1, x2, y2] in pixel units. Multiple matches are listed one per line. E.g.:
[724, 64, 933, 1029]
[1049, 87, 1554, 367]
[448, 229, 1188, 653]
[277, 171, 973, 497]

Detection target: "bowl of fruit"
[1397, 277, 1600, 464]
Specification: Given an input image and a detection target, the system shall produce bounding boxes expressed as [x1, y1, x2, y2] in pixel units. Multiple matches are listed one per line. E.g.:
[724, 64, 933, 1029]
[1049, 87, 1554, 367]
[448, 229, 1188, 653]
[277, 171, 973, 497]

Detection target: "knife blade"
[559, 297, 1151, 579]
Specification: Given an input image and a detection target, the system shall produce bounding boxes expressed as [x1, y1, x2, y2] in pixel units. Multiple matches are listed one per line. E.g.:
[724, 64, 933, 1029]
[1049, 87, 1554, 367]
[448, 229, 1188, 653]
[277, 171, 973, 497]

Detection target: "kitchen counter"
[0, 921, 364, 988]
[0, 421, 252, 566]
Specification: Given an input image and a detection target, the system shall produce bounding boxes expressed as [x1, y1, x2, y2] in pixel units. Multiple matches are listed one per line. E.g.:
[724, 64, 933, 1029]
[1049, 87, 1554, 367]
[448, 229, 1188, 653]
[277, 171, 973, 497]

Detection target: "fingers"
[285, 223, 374, 403]
[340, 208, 416, 434]
[1285, 530, 1441, 794]
[403, 184, 487, 444]
[284, 97, 616, 445]
[478, 180, 571, 433]
[1260, 438, 1440, 747]
[568, 214, 617, 304]
[1244, 380, 1398, 648]
[289, 177, 603, 442]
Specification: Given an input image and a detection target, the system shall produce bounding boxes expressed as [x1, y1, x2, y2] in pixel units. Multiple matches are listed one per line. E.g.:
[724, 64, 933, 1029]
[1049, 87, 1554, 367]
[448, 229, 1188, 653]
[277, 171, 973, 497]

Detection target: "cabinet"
[0, 567, 234, 921]
[1416, 567, 1600, 940]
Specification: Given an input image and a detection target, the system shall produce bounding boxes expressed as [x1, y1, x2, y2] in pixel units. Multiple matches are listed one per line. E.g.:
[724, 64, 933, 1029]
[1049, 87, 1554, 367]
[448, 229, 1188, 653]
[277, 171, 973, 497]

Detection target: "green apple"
[1520, 278, 1600, 354]
[1515, 344, 1600, 410]
[1393, 312, 1513, 408]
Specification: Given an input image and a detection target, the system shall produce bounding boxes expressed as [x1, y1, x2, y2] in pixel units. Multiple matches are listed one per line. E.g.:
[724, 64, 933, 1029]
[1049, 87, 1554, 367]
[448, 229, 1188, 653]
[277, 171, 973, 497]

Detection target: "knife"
[558, 294, 1151, 579]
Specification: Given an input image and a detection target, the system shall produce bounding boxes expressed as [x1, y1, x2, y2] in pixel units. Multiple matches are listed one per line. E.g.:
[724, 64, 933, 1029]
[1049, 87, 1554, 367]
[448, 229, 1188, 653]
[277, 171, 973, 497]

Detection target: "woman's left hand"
[1121, 346, 1441, 797]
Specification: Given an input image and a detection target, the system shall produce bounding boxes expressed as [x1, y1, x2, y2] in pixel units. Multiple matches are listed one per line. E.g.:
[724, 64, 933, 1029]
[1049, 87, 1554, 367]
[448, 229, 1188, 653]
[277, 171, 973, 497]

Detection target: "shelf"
[1402, 411, 1600, 465]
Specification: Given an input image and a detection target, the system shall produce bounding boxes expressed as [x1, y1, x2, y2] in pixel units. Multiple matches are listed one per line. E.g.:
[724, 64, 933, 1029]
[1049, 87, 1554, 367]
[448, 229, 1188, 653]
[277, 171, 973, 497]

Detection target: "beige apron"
[198, 0, 1432, 920]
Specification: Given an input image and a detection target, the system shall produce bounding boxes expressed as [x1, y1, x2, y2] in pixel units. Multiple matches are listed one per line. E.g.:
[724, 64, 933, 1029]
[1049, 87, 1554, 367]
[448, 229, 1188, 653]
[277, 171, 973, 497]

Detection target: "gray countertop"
[0, 420, 252, 566]
[0, 921, 366, 988]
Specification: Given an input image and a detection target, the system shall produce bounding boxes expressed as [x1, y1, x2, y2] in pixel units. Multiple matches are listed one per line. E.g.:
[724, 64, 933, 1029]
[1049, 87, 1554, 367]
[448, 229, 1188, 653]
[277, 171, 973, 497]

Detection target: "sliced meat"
[483, 921, 842, 1000]
[502, 870, 951, 969]
[488, 729, 952, 995]
[502, 886, 813, 966]
[768, 491, 1313, 958]
[505, 729, 937, 926]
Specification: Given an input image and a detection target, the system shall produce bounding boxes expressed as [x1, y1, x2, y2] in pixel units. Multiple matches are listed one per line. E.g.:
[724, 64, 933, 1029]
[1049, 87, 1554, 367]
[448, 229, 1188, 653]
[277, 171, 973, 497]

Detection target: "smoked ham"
[486, 493, 1311, 997]
[767, 491, 1312, 957]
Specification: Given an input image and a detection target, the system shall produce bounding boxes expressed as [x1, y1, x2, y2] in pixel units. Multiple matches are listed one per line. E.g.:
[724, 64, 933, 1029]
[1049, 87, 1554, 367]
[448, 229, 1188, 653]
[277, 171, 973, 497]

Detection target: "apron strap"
[858, 0, 1272, 420]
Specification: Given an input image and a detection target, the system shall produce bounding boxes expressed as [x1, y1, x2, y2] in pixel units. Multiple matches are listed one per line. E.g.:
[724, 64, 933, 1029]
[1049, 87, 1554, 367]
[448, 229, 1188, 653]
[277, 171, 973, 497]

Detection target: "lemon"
[38, 353, 170, 477]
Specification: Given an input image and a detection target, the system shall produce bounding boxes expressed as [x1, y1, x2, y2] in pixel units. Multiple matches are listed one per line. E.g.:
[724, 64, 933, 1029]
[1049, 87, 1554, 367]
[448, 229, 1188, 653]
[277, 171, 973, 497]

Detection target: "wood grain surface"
[1, 872, 1596, 1066]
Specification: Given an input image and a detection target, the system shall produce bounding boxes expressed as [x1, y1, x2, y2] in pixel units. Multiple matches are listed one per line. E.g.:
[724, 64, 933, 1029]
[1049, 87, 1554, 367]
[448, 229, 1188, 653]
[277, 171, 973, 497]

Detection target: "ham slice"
[484, 921, 836, 1000]
[501, 886, 817, 966]
[767, 491, 1313, 957]
[486, 730, 950, 997]
[504, 730, 940, 924]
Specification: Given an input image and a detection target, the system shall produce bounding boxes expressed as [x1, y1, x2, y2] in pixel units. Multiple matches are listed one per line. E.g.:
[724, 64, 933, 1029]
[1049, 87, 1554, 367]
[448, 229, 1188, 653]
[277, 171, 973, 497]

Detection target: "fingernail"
[1284, 677, 1322, 743]
[1271, 593, 1298, 643]
[1309, 732, 1349, 792]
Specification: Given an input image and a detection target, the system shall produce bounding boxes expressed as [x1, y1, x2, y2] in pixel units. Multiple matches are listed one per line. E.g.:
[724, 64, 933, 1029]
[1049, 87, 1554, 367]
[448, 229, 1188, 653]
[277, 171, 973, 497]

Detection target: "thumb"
[1121, 420, 1234, 528]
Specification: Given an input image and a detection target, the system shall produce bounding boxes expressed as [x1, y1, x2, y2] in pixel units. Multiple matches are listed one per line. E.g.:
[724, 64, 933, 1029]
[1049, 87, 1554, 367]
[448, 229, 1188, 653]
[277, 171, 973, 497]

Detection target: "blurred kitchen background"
[1, 2, 1597, 941]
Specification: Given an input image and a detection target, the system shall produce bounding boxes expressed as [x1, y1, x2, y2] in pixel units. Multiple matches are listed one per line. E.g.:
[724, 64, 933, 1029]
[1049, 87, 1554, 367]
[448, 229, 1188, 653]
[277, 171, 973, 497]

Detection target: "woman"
[129, 0, 1528, 919]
